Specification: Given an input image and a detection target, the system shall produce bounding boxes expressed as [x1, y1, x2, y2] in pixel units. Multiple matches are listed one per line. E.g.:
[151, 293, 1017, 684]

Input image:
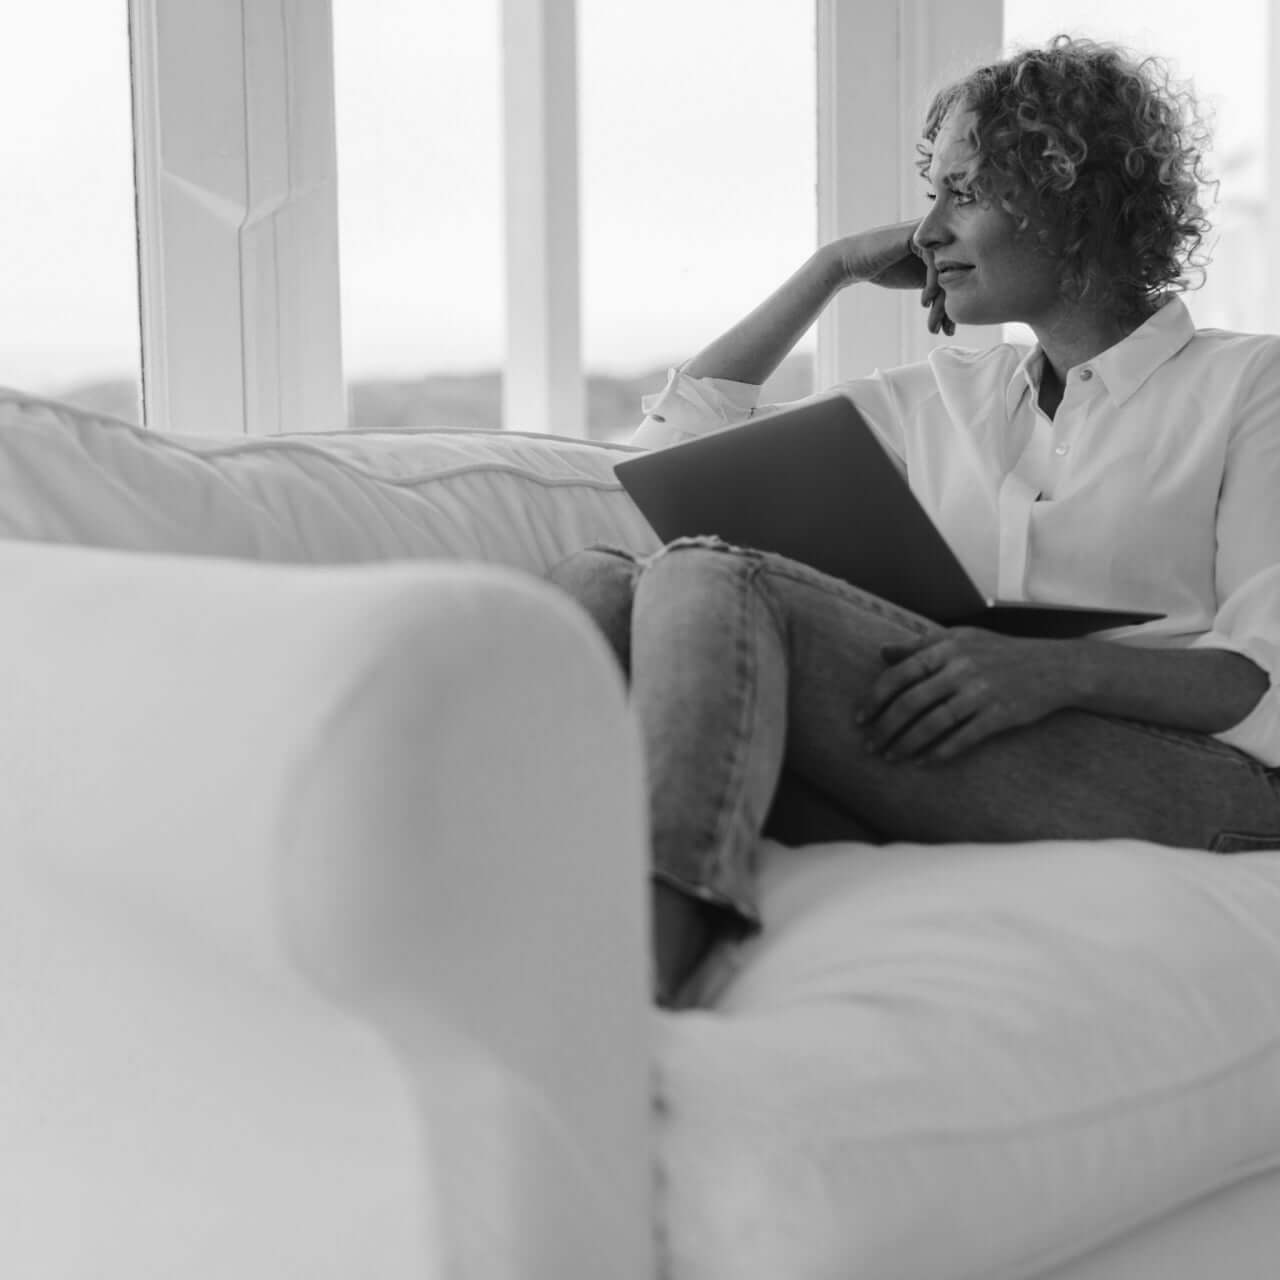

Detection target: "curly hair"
[917, 35, 1215, 322]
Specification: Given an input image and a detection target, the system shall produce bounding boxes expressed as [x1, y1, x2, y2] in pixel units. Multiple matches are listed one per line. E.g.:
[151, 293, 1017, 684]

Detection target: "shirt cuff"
[1207, 681, 1280, 768]
[629, 366, 762, 449]
[1190, 564, 1280, 766]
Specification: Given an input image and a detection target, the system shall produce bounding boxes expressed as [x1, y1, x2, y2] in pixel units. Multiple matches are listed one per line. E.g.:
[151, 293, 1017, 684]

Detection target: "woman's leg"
[758, 556, 1280, 852]
[544, 545, 640, 673]
[552, 541, 1280, 1003]
[627, 540, 936, 947]
[546, 545, 739, 1002]
[627, 541, 1280, 999]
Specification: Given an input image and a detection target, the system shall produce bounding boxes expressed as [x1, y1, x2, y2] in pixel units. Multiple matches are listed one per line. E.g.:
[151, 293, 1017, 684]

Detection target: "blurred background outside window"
[333, 0, 815, 439]
[333, 0, 506, 433]
[1, 3, 1271, 436]
[578, 0, 816, 437]
[0, 3, 141, 423]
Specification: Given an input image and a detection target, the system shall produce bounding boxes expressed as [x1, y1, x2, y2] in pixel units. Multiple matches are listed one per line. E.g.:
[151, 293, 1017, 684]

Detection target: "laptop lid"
[613, 394, 1162, 634]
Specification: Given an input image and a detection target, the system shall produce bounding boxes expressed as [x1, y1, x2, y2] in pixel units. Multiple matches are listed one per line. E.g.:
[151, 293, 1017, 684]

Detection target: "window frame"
[129, 0, 1008, 437]
[500, 0, 584, 435]
[129, 0, 345, 435]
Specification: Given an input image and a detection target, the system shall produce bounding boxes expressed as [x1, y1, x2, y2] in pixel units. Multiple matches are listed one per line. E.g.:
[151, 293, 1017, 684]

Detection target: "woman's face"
[914, 108, 1065, 329]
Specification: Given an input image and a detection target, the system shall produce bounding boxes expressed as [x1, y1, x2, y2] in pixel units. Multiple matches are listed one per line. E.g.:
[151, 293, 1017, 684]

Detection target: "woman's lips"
[937, 265, 973, 284]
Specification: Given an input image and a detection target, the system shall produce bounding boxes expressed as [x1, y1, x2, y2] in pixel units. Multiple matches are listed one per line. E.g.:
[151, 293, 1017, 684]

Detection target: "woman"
[550, 36, 1280, 1007]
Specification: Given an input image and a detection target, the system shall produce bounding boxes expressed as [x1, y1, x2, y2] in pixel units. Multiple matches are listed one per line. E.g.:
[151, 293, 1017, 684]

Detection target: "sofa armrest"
[0, 541, 653, 1279]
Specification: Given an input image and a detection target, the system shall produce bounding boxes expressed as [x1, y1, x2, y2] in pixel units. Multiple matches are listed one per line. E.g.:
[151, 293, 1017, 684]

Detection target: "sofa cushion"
[658, 835, 1280, 1280]
[0, 388, 660, 574]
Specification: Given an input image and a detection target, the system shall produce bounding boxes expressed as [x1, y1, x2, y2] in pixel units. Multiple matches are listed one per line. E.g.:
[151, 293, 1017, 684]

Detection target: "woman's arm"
[860, 630, 1268, 763]
[682, 220, 937, 386]
[1070, 641, 1267, 734]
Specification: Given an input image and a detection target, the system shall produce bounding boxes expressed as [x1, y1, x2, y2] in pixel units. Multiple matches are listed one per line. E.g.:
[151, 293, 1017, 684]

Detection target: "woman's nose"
[913, 203, 948, 254]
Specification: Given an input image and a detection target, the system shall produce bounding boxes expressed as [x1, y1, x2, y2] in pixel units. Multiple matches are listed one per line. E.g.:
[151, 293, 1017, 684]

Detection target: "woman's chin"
[942, 298, 1005, 329]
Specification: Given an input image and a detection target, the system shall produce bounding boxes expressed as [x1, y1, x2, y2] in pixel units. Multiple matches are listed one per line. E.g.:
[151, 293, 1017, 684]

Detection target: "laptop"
[613, 394, 1163, 637]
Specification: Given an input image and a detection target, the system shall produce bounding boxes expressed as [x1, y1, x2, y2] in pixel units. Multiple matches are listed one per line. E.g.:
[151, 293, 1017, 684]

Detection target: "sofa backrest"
[0, 389, 661, 576]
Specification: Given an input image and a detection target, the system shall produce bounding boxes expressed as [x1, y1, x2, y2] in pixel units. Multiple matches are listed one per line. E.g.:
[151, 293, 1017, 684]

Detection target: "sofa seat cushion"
[0, 389, 659, 573]
[657, 836, 1280, 1280]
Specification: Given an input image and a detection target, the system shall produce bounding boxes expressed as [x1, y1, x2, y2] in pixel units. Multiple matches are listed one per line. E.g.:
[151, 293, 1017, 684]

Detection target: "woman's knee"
[547, 544, 637, 592]
[637, 538, 786, 630]
[545, 545, 640, 669]
[641, 537, 765, 586]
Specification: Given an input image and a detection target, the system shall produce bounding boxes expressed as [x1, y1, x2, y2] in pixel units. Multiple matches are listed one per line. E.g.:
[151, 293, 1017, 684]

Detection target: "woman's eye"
[923, 188, 975, 207]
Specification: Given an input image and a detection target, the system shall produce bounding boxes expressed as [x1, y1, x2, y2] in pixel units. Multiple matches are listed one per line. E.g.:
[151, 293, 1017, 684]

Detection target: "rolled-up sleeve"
[630, 362, 914, 454]
[629, 367, 764, 449]
[1191, 565, 1280, 765]
[1189, 338, 1280, 765]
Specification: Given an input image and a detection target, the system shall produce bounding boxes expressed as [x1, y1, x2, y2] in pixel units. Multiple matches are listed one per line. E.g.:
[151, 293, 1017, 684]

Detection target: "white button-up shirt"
[631, 297, 1280, 766]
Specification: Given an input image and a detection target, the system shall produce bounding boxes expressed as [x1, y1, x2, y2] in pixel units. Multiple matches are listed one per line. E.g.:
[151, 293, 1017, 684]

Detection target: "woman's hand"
[857, 629, 1082, 761]
[917, 254, 954, 338]
[833, 220, 926, 288]
[829, 220, 954, 336]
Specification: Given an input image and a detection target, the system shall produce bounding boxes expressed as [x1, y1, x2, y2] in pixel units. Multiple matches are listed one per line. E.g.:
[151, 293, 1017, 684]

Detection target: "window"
[579, 0, 817, 434]
[329, 1, 817, 440]
[332, 0, 505, 431]
[137, 4, 1270, 437]
[1, 4, 142, 422]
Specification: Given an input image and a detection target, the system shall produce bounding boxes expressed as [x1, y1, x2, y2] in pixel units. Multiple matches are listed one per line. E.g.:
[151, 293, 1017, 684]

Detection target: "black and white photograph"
[2, 2, 1278, 1277]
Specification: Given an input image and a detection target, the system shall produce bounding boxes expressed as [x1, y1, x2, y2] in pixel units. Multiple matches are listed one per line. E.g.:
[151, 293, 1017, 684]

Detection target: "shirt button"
[1054, 443, 1070, 456]
[1079, 368, 1093, 381]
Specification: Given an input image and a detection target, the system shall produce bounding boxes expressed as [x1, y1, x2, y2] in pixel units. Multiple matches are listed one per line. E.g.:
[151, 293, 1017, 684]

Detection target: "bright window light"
[0, 3, 141, 421]
[579, 0, 817, 425]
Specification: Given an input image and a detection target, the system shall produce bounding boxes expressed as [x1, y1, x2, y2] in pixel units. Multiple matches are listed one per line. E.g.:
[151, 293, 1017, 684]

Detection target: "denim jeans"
[546, 538, 1280, 933]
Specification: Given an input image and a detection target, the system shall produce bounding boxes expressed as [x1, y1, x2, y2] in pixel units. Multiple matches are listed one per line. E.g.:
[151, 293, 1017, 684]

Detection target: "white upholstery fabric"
[660, 837, 1280, 1279]
[6, 389, 1280, 1280]
[0, 541, 653, 1279]
[0, 388, 659, 571]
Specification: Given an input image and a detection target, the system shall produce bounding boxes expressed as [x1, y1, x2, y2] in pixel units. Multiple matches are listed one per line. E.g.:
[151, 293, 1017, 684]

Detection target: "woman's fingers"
[879, 637, 932, 665]
[863, 628, 1066, 763]
[918, 251, 954, 336]
[862, 669, 956, 754]
[924, 709, 1002, 761]
[860, 639, 963, 752]
[860, 637, 939, 725]
[927, 290, 954, 337]
[879, 690, 982, 760]
[860, 634, 993, 759]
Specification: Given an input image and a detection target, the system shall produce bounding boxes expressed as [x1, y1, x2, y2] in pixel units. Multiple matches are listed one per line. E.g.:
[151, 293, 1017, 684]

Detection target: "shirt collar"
[1005, 346, 1044, 418]
[1003, 295, 1197, 417]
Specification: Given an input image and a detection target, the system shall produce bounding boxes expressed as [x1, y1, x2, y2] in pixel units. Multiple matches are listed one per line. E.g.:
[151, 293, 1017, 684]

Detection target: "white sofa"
[3, 386, 1280, 1280]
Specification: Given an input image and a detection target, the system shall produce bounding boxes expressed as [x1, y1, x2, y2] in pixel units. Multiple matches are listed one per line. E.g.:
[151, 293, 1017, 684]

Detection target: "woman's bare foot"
[652, 880, 719, 1008]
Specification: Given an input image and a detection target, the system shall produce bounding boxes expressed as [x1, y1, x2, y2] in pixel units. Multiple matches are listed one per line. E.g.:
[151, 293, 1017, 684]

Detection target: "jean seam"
[651, 540, 774, 923]
[702, 558, 764, 901]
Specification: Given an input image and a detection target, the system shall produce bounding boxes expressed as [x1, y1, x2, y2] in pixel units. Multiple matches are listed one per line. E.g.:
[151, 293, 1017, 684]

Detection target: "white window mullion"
[501, 0, 584, 436]
[130, 0, 345, 435]
[816, 0, 1001, 385]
